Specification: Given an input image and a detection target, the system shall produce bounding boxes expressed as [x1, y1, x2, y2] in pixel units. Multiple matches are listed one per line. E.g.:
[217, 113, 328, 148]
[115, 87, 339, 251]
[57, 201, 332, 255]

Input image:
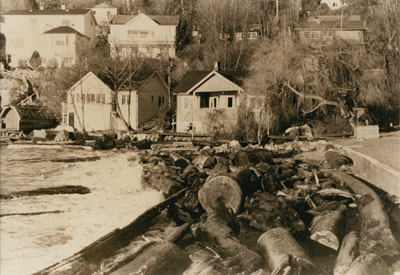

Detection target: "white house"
[1, 7, 97, 67]
[91, 2, 118, 26]
[173, 70, 246, 134]
[63, 71, 169, 132]
[320, 0, 347, 10]
[108, 13, 179, 59]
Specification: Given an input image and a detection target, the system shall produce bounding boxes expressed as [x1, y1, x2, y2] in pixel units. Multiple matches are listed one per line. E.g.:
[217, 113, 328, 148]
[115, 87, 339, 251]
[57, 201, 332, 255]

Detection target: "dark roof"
[5, 9, 91, 15]
[43, 26, 87, 37]
[111, 14, 179, 25]
[173, 70, 247, 94]
[4, 105, 56, 120]
[297, 15, 366, 30]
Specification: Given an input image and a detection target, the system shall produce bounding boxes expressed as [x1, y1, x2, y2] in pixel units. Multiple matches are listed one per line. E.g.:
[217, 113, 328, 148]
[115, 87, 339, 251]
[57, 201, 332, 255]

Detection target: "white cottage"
[63, 71, 169, 132]
[173, 70, 246, 134]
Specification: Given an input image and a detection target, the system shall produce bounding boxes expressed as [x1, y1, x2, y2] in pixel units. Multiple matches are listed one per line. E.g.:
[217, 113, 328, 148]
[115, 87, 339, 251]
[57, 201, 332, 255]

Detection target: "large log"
[257, 228, 314, 275]
[328, 171, 399, 257]
[0, 185, 90, 199]
[198, 175, 243, 214]
[344, 253, 389, 275]
[109, 241, 192, 275]
[192, 155, 216, 169]
[309, 209, 345, 251]
[333, 231, 359, 275]
[324, 151, 352, 168]
[195, 220, 262, 273]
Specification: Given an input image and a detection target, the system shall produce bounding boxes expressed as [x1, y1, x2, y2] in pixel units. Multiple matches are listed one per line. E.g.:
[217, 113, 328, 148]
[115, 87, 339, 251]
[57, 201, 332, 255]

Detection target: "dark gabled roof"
[173, 70, 247, 94]
[43, 26, 88, 37]
[173, 71, 211, 94]
[5, 9, 91, 15]
[111, 14, 179, 25]
[297, 15, 366, 30]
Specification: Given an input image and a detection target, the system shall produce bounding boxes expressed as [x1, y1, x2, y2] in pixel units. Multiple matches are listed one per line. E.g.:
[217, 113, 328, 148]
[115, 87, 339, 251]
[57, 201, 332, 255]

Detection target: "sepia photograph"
[0, 0, 399, 274]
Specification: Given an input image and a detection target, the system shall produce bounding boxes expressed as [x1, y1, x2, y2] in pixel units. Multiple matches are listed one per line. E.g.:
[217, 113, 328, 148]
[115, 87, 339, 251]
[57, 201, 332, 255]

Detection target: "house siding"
[137, 74, 169, 127]
[1, 108, 20, 130]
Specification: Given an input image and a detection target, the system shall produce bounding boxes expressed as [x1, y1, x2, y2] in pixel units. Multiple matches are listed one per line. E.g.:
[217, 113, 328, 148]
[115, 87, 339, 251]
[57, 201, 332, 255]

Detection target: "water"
[0, 146, 163, 275]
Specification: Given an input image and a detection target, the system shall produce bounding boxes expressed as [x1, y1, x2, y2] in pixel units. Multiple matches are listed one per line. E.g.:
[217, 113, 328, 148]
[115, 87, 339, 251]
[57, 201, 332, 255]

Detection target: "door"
[209, 96, 218, 108]
[68, 112, 74, 127]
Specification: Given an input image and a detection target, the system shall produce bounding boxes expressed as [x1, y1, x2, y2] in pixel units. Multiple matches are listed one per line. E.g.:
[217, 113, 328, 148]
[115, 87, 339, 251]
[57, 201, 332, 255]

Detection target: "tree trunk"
[310, 210, 345, 251]
[195, 220, 262, 273]
[109, 241, 192, 275]
[198, 175, 243, 214]
[257, 227, 314, 275]
[192, 155, 216, 169]
[333, 231, 359, 275]
[345, 253, 389, 275]
[328, 171, 399, 257]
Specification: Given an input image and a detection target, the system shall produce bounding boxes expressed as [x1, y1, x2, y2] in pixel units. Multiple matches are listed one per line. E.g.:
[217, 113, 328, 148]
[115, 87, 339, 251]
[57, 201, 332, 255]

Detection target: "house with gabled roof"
[63, 71, 169, 132]
[1, 6, 96, 67]
[108, 13, 179, 59]
[173, 69, 246, 134]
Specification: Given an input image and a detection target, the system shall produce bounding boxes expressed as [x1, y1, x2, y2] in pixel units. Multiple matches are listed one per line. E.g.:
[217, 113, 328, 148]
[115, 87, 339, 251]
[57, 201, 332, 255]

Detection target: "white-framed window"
[55, 40, 65, 46]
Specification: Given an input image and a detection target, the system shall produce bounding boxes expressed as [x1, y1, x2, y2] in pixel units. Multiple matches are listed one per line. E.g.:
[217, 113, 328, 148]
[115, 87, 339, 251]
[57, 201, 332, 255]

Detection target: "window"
[86, 94, 95, 103]
[227, 97, 233, 108]
[151, 95, 154, 102]
[158, 96, 164, 106]
[1, 16, 4, 23]
[311, 31, 319, 39]
[128, 30, 138, 38]
[55, 40, 65, 46]
[61, 19, 70, 26]
[200, 94, 210, 108]
[122, 95, 126, 105]
[140, 31, 149, 38]
[29, 18, 37, 24]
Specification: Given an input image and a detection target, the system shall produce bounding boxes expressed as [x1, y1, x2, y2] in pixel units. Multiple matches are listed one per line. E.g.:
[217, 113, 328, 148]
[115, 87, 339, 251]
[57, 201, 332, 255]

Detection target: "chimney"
[61, 2, 66, 10]
[213, 61, 221, 71]
[39, 2, 44, 10]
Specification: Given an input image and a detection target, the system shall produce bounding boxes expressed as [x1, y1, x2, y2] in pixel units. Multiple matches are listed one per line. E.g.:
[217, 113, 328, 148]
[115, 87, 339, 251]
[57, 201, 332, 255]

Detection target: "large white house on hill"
[1, 7, 96, 67]
[108, 13, 179, 59]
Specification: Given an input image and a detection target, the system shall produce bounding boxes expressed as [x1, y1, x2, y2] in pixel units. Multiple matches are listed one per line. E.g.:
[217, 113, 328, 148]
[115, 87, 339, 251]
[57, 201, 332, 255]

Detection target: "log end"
[310, 230, 340, 251]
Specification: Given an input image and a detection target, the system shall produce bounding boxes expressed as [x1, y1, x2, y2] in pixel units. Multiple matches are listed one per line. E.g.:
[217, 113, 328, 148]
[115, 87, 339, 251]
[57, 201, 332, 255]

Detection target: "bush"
[47, 57, 58, 69]
[29, 51, 42, 69]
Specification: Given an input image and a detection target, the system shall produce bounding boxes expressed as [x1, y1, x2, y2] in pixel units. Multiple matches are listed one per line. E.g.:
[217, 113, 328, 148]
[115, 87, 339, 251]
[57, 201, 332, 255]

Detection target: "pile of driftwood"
[136, 140, 399, 275]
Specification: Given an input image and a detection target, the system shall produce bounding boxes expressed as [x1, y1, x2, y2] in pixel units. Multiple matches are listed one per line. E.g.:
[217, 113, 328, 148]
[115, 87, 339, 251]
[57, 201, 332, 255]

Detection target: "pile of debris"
[133, 139, 400, 275]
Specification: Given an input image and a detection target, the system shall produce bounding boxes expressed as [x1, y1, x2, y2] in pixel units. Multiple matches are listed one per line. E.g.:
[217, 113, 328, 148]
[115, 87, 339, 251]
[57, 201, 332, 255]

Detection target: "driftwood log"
[195, 220, 262, 273]
[309, 209, 345, 250]
[0, 185, 90, 199]
[257, 228, 314, 275]
[328, 171, 399, 257]
[198, 175, 243, 214]
[333, 231, 359, 275]
[324, 151, 352, 168]
[345, 253, 389, 275]
[109, 241, 192, 275]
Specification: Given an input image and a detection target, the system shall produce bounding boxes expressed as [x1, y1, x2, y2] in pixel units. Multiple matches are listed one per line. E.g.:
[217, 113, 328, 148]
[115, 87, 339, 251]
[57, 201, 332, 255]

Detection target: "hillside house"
[43, 26, 90, 67]
[220, 24, 262, 41]
[63, 71, 169, 132]
[0, 105, 57, 132]
[108, 13, 179, 59]
[91, 2, 118, 36]
[296, 15, 366, 46]
[1, 7, 96, 67]
[320, 0, 347, 10]
[173, 70, 246, 134]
